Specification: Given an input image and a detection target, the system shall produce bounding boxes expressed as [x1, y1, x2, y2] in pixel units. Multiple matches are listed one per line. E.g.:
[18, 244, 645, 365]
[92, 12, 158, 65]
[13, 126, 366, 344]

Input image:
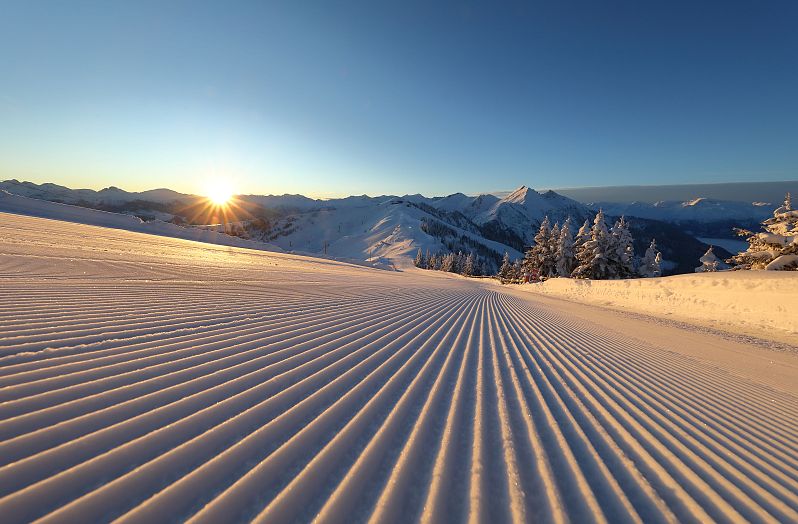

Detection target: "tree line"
[415, 209, 663, 282]
[505, 210, 662, 283]
[414, 249, 491, 277]
[413, 193, 797, 281]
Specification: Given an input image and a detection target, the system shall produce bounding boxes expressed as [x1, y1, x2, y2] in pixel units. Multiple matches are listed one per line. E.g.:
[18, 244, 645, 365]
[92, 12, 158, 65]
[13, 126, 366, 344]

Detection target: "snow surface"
[1, 212, 797, 522]
[228, 197, 523, 268]
[518, 272, 798, 342]
[0, 190, 283, 254]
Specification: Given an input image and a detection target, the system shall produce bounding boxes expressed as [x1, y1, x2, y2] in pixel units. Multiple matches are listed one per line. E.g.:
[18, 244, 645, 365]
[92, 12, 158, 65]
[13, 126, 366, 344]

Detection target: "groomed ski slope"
[1, 212, 797, 523]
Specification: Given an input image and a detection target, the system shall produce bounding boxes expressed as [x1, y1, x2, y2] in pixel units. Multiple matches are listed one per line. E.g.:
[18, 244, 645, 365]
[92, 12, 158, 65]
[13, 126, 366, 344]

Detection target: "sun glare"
[205, 180, 234, 206]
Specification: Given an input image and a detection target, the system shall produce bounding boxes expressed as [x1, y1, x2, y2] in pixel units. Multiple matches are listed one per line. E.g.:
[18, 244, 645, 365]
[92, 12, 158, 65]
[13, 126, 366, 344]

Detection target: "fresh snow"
[518, 272, 798, 342]
[0, 190, 283, 254]
[1, 212, 797, 522]
[238, 197, 522, 268]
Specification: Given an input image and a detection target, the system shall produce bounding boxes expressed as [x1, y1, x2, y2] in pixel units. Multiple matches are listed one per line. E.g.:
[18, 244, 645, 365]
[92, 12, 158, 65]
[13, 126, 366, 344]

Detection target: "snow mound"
[519, 271, 798, 340]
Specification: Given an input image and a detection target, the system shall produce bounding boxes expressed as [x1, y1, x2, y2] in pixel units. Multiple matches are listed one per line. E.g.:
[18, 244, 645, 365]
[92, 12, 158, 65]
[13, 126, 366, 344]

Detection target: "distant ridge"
[0, 178, 777, 275]
[547, 180, 798, 204]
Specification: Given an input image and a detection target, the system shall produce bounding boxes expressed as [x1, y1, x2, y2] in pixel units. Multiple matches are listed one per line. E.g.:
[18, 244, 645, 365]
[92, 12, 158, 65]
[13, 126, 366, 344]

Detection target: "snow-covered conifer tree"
[498, 252, 512, 283]
[695, 246, 720, 272]
[463, 252, 475, 276]
[638, 239, 662, 277]
[555, 217, 575, 277]
[523, 216, 556, 278]
[572, 210, 612, 279]
[549, 221, 561, 268]
[454, 251, 465, 273]
[414, 248, 424, 268]
[573, 219, 590, 253]
[440, 253, 454, 272]
[427, 253, 436, 270]
[511, 259, 523, 281]
[728, 193, 798, 270]
[610, 216, 635, 278]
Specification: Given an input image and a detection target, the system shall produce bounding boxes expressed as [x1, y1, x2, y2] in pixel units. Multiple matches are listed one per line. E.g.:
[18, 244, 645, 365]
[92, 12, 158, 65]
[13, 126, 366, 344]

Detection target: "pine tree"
[638, 239, 662, 277]
[695, 246, 720, 272]
[728, 193, 798, 270]
[463, 252, 475, 276]
[572, 210, 612, 279]
[609, 216, 635, 278]
[414, 248, 424, 268]
[540, 218, 557, 277]
[440, 253, 454, 272]
[511, 259, 523, 282]
[573, 219, 591, 254]
[555, 217, 575, 277]
[548, 222, 561, 276]
[521, 245, 535, 279]
[454, 251, 464, 273]
[427, 253, 436, 270]
[605, 220, 620, 278]
[498, 252, 512, 283]
[523, 216, 556, 278]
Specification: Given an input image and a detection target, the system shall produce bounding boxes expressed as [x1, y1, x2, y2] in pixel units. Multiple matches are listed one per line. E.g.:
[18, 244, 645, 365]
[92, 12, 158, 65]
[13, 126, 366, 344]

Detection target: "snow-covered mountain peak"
[431, 192, 474, 212]
[468, 186, 590, 244]
[683, 197, 708, 207]
[504, 185, 533, 204]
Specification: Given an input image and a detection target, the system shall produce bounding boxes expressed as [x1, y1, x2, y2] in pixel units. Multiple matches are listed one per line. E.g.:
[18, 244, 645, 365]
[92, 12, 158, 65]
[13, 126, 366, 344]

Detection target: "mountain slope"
[0, 179, 192, 205]
[0, 190, 282, 253]
[1, 179, 750, 274]
[473, 186, 592, 245]
[214, 197, 523, 270]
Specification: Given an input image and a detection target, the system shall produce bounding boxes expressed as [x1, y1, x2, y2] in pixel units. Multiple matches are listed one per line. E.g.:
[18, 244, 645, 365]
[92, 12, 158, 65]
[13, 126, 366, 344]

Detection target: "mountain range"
[4, 178, 790, 274]
[550, 180, 797, 204]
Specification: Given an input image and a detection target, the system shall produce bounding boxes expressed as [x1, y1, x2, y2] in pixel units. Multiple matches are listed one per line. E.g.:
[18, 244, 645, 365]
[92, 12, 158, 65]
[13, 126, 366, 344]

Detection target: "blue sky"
[1, 1, 796, 197]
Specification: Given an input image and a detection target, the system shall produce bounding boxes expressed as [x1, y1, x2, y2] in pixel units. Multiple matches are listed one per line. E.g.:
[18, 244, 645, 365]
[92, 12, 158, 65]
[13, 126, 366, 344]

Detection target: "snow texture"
[1, 212, 797, 523]
[521, 271, 798, 341]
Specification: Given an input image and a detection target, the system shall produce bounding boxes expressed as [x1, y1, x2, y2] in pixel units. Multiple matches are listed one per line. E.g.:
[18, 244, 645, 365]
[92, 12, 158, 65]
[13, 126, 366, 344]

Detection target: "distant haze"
[539, 181, 798, 204]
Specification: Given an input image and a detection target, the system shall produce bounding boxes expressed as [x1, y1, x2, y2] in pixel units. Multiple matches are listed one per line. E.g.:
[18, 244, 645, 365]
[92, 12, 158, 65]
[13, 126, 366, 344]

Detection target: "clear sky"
[1, 1, 796, 198]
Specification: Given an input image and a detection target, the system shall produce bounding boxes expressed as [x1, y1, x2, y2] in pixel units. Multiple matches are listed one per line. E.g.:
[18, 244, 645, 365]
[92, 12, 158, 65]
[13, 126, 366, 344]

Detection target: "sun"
[204, 179, 234, 206]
